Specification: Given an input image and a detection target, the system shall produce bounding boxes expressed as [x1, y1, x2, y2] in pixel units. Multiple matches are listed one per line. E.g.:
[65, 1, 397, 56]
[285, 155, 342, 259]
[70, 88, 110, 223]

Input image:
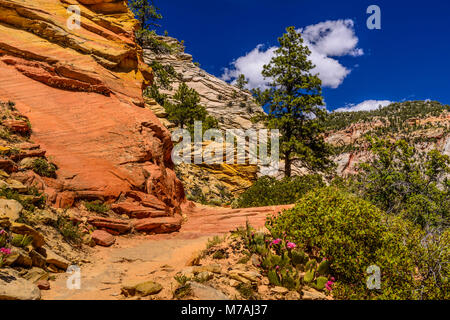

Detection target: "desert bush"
[266, 187, 427, 299]
[354, 137, 449, 229]
[235, 175, 324, 208]
[84, 200, 109, 214]
[0, 187, 46, 212]
[32, 158, 57, 178]
[55, 215, 82, 244]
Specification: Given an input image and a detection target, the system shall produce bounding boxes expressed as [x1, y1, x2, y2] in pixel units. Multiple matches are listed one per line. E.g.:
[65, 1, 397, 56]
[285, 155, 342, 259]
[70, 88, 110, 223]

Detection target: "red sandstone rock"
[111, 202, 168, 219]
[2, 119, 30, 134]
[126, 190, 168, 211]
[132, 217, 182, 233]
[92, 230, 116, 247]
[0, 0, 186, 216]
[36, 280, 50, 290]
[88, 217, 131, 234]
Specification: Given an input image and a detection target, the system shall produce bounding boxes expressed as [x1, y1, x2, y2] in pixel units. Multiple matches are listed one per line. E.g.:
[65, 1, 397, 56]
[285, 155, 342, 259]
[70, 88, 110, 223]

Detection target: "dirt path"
[41, 205, 292, 300]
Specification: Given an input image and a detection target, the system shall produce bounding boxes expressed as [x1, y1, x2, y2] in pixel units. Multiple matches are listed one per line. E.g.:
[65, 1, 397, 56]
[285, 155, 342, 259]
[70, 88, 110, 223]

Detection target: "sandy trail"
[41, 205, 292, 300]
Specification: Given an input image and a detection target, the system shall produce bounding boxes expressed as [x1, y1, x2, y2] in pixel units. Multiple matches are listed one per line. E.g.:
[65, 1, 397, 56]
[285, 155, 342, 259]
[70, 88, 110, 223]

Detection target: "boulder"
[4, 247, 32, 268]
[45, 248, 70, 270]
[5, 179, 27, 192]
[21, 267, 49, 283]
[0, 199, 23, 222]
[187, 281, 229, 300]
[29, 249, 46, 268]
[10, 223, 45, 248]
[0, 269, 41, 300]
[88, 216, 131, 234]
[36, 280, 50, 291]
[271, 286, 289, 294]
[91, 230, 115, 247]
[196, 271, 214, 282]
[132, 216, 182, 233]
[121, 281, 163, 297]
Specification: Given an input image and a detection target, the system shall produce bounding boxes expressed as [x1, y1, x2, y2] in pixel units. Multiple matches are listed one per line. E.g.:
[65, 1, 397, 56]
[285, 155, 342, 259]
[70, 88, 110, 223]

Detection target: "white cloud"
[221, 19, 363, 89]
[334, 100, 393, 112]
[221, 45, 277, 89]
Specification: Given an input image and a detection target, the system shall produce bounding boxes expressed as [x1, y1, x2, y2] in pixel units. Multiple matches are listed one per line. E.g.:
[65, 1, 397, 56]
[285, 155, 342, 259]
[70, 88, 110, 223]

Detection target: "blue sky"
[153, 0, 450, 111]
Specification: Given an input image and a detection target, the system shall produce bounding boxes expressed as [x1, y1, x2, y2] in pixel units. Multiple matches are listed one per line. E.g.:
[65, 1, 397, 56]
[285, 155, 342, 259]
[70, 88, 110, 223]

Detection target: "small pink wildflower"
[0, 247, 11, 255]
[286, 242, 296, 249]
[275, 265, 280, 270]
[272, 238, 281, 245]
[0, 230, 5, 235]
[325, 280, 335, 291]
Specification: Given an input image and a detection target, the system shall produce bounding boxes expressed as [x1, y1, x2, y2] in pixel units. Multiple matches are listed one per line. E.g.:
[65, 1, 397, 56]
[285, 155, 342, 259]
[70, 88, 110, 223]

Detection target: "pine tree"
[128, 0, 162, 30]
[128, 0, 162, 45]
[235, 74, 248, 90]
[261, 26, 333, 177]
[165, 83, 218, 131]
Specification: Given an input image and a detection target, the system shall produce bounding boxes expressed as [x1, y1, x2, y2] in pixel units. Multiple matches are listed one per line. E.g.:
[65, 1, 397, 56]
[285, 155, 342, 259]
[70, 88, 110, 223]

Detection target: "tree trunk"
[284, 155, 292, 178]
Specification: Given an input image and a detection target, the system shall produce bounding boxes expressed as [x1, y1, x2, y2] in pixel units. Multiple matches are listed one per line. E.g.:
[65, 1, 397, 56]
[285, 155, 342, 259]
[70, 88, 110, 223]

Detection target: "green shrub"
[235, 175, 325, 208]
[32, 158, 57, 178]
[354, 137, 449, 229]
[55, 215, 82, 244]
[11, 234, 33, 248]
[266, 187, 419, 299]
[236, 283, 256, 299]
[0, 187, 46, 212]
[84, 200, 109, 214]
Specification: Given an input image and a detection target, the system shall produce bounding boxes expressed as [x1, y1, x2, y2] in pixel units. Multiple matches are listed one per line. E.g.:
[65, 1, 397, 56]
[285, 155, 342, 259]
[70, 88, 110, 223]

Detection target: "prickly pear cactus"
[313, 276, 328, 291]
[303, 269, 315, 283]
[317, 260, 330, 276]
[305, 259, 317, 271]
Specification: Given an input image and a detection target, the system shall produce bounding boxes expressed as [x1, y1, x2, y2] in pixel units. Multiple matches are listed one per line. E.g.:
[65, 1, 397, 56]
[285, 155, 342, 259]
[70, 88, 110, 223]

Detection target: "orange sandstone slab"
[0, 0, 184, 212]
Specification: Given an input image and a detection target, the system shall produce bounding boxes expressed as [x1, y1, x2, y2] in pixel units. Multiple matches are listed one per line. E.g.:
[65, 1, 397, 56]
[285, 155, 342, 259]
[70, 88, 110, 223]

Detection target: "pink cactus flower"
[286, 242, 296, 249]
[0, 247, 11, 255]
[272, 238, 281, 245]
[325, 280, 334, 291]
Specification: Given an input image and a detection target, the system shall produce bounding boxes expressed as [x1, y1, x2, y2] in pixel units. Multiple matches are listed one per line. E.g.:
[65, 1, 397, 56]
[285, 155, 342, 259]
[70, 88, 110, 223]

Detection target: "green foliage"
[55, 215, 82, 245]
[303, 270, 315, 283]
[235, 74, 248, 90]
[317, 260, 331, 276]
[174, 284, 192, 299]
[128, 0, 162, 30]
[290, 249, 308, 266]
[144, 84, 168, 106]
[174, 274, 191, 286]
[260, 26, 333, 176]
[236, 283, 256, 299]
[206, 235, 224, 249]
[212, 249, 226, 259]
[235, 174, 324, 208]
[313, 276, 328, 291]
[266, 187, 419, 299]
[267, 269, 281, 286]
[324, 101, 449, 132]
[0, 187, 46, 212]
[165, 83, 218, 133]
[84, 200, 109, 214]
[354, 137, 449, 228]
[11, 234, 33, 248]
[148, 61, 178, 90]
[32, 158, 57, 178]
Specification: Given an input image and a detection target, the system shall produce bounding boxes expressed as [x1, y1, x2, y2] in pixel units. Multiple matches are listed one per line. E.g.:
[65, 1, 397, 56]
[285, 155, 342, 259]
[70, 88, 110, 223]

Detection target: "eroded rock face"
[143, 36, 265, 131]
[0, 0, 185, 213]
[325, 112, 450, 176]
